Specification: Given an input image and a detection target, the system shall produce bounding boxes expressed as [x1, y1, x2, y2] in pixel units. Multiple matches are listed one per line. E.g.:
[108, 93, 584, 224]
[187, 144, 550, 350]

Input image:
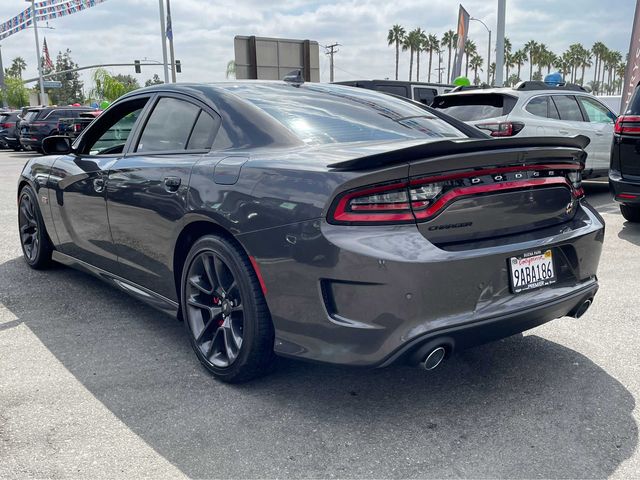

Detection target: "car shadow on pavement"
[618, 221, 640, 246]
[0, 256, 637, 479]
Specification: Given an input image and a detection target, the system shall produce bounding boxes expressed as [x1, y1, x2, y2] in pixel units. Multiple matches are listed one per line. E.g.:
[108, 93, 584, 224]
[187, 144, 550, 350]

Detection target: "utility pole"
[470, 17, 491, 85]
[158, 0, 169, 83]
[29, 0, 46, 104]
[324, 43, 340, 83]
[166, 0, 176, 83]
[495, 0, 506, 86]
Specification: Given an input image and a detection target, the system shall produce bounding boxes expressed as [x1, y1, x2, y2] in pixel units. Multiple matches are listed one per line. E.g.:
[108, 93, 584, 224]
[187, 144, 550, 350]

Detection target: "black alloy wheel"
[18, 186, 52, 269]
[181, 235, 275, 383]
[186, 251, 245, 368]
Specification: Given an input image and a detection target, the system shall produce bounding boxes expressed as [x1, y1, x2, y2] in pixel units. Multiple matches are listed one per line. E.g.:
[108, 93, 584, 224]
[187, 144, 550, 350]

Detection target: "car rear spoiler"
[327, 135, 590, 171]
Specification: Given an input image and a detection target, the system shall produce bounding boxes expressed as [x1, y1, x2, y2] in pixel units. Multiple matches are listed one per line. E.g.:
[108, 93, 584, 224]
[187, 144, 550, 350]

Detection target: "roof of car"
[438, 81, 590, 99]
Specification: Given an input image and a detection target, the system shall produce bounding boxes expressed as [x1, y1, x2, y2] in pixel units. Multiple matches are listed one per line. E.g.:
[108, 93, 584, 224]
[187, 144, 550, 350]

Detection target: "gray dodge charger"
[17, 81, 604, 382]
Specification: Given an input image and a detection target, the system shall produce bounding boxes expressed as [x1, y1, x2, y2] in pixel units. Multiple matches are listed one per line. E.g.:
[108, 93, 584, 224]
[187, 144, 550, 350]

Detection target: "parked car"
[57, 110, 101, 140]
[19, 106, 94, 152]
[334, 79, 454, 105]
[0, 110, 21, 150]
[17, 81, 603, 383]
[431, 81, 618, 178]
[610, 85, 640, 222]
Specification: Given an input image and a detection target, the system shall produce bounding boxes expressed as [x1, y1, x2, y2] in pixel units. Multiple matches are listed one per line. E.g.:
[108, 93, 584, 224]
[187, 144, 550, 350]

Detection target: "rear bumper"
[610, 169, 640, 205]
[378, 280, 598, 367]
[240, 200, 605, 367]
[19, 136, 43, 150]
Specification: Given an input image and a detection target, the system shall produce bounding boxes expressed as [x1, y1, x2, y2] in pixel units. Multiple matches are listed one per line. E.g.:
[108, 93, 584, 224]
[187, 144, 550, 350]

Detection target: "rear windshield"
[432, 93, 516, 121]
[223, 83, 465, 145]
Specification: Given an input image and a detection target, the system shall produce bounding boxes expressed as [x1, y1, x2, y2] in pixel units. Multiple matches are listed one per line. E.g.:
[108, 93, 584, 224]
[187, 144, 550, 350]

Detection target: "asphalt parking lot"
[0, 149, 638, 479]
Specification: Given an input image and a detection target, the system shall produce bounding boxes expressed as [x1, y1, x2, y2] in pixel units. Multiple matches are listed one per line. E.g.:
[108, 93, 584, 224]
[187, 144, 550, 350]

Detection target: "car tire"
[181, 235, 275, 383]
[18, 185, 53, 269]
[620, 204, 640, 222]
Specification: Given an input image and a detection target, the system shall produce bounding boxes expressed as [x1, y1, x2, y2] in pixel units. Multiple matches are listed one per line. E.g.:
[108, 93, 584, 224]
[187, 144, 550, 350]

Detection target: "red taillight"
[73, 123, 83, 133]
[329, 164, 584, 225]
[1, 122, 14, 128]
[475, 121, 524, 137]
[617, 193, 638, 199]
[614, 115, 640, 135]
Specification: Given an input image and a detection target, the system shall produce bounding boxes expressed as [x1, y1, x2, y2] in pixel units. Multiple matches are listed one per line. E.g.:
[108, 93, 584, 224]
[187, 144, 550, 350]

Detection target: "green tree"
[512, 49, 527, 82]
[6, 57, 27, 79]
[90, 68, 131, 102]
[1, 76, 29, 108]
[524, 40, 539, 80]
[226, 60, 236, 79]
[387, 25, 406, 81]
[425, 34, 439, 82]
[441, 30, 457, 83]
[144, 74, 164, 87]
[414, 28, 427, 82]
[48, 49, 84, 105]
[463, 39, 477, 77]
[403, 29, 421, 81]
[469, 54, 483, 85]
[113, 74, 140, 91]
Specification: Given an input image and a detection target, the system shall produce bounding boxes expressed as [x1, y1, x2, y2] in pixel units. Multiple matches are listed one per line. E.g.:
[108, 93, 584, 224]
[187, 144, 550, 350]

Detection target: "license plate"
[509, 249, 556, 293]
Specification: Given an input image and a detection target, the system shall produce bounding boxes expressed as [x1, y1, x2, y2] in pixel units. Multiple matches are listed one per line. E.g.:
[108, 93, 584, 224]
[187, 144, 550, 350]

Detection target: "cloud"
[0, 0, 634, 96]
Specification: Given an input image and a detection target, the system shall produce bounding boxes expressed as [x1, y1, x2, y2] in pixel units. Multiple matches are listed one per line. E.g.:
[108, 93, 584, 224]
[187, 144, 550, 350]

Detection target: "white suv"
[432, 81, 617, 178]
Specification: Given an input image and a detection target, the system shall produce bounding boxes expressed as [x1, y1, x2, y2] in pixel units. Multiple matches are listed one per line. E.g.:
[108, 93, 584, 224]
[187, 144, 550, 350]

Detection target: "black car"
[334, 79, 453, 105]
[610, 85, 640, 222]
[0, 110, 20, 150]
[19, 106, 93, 152]
[17, 82, 603, 383]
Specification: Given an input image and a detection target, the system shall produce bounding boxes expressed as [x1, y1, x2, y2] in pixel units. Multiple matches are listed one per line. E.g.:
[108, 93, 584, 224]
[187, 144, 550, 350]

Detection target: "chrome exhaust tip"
[573, 299, 592, 319]
[421, 346, 447, 371]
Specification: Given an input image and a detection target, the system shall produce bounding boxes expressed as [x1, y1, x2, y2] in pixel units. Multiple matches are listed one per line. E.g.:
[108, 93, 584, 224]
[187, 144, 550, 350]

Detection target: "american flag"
[42, 37, 54, 70]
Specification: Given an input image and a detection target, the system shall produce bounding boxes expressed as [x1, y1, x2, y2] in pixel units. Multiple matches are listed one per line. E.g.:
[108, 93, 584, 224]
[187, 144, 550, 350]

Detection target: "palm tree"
[469, 55, 484, 85]
[524, 40, 539, 80]
[414, 28, 427, 82]
[579, 47, 592, 85]
[403, 29, 421, 81]
[616, 62, 627, 94]
[512, 49, 527, 81]
[464, 39, 477, 78]
[591, 41, 607, 93]
[489, 62, 496, 85]
[441, 30, 457, 83]
[9, 57, 27, 79]
[503, 37, 513, 83]
[225, 60, 236, 79]
[387, 24, 406, 81]
[426, 34, 439, 82]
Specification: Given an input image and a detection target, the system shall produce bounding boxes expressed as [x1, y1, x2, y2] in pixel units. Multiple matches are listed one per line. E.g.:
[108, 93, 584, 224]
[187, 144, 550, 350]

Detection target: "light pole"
[470, 17, 491, 86]
[495, 0, 506, 86]
[27, 0, 45, 104]
[158, 0, 169, 83]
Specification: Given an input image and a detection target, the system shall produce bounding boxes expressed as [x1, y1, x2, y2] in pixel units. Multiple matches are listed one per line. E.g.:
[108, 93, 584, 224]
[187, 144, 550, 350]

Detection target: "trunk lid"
[328, 136, 588, 245]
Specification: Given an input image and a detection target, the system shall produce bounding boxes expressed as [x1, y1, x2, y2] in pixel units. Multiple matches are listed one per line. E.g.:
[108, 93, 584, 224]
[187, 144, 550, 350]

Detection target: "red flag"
[42, 37, 54, 70]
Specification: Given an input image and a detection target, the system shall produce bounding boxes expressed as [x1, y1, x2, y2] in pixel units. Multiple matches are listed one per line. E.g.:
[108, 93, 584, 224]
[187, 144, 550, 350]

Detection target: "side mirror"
[42, 135, 72, 155]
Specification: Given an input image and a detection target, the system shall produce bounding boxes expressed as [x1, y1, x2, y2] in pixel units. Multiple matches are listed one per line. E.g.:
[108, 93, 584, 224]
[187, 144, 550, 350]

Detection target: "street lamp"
[26, 0, 45, 104]
[470, 17, 491, 86]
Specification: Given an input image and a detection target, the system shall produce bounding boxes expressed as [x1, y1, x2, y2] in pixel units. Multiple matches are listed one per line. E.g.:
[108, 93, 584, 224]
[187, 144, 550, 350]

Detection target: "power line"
[323, 43, 340, 83]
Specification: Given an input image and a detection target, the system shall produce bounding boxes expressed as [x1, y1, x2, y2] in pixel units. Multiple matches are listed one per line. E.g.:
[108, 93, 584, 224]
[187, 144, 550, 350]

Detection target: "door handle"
[558, 130, 570, 135]
[163, 176, 181, 192]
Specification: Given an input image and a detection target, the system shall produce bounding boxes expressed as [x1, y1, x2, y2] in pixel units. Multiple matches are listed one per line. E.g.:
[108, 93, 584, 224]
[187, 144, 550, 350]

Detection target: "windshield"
[224, 83, 465, 145]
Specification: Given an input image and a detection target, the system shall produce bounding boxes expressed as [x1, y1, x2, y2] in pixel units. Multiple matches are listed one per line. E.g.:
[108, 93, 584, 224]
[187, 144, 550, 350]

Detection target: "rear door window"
[187, 111, 217, 150]
[136, 97, 201, 152]
[375, 84, 409, 97]
[578, 97, 615, 123]
[551, 95, 584, 122]
[414, 87, 438, 105]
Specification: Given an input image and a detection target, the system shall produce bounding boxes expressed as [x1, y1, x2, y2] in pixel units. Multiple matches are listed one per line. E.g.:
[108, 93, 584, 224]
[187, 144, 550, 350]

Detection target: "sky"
[0, 0, 636, 95]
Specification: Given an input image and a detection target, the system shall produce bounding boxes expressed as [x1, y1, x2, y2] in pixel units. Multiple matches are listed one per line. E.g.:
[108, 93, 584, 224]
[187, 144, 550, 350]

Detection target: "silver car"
[432, 81, 617, 178]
